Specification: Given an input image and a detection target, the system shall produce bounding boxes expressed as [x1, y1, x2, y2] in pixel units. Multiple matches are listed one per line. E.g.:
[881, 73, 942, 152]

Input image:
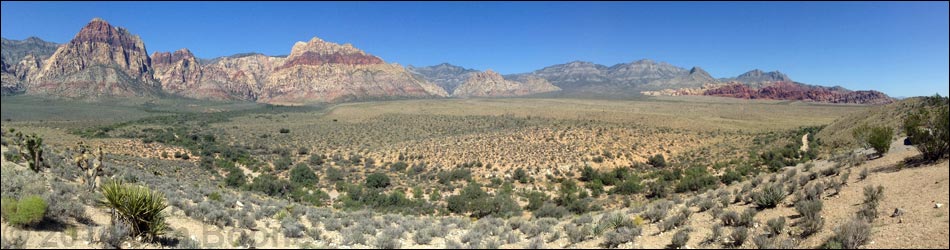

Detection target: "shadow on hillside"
[873, 155, 945, 174]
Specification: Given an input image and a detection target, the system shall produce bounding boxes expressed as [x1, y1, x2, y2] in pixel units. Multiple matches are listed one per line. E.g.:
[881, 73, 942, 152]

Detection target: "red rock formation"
[703, 81, 894, 104]
[71, 18, 143, 50]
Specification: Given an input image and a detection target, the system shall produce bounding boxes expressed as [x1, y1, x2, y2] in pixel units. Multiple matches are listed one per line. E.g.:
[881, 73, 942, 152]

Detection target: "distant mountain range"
[0, 18, 894, 105]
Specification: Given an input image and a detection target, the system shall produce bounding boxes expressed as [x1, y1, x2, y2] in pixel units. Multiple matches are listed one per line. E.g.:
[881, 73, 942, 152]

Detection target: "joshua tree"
[12, 132, 45, 172]
[74, 141, 105, 191]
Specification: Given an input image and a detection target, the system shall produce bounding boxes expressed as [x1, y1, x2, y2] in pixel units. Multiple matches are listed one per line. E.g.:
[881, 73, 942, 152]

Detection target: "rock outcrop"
[702, 81, 894, 104]
[28, 18, 161, 98]
[257, 37, 447, 104]
[452, 70, 560, 97]
[151, 48, 201, 95]
[195, 53, 284, 101]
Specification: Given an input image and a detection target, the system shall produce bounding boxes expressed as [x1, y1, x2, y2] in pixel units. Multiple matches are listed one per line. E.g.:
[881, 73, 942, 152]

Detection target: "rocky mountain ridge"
[2, 18, 895, 104]
[452, 70, 560, 97]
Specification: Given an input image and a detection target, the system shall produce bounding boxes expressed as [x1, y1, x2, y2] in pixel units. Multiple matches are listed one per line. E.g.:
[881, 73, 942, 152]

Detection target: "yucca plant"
[99, 180, 168, 242]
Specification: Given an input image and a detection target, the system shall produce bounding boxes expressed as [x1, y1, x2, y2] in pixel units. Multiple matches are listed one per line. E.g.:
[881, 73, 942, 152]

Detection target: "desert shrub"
[820, 166, 839, 177]
[675, 166, 718, 193]
[670, 229, 690, 249]
[720, 210, 739, 226]
[753, 184, 786, 209]
[446, 182, 521, 218]
[289, 164, 319, 187]
[529, 236, 545, 249]
[857, 185, 884, 222]
[754, 234, 796, 249]
[519, 221, 542, 238]
[278, 128, 290, 134]
[234, 231, 256, 248]
[365, 173, 391, 189]
[798, 181, 825, 202]
[0, 195, 47, 228]
[307, 227, 323, 240]
[704, 224, 722, 245]
[858, 167, 869, 181]
[720, 168, 743, 186]
[698, 198, 716, 212]
[249, 174, 293, 197]
[99, 220, 130, 249]
[729, 227, 749, 247]
[904, 104, 949, 161]
[602, 227, 638, 248]
[647, 180, 671, 199]
[612, 177, 643, 195]
[413, 228, 434, 245]
[869, 126, 894, 157]
[342, 227, 367, 245]
[641, 202, 670, 223]
[0, 165, 46, 200]
[224, 168, 247, 188]
[308, 154, 325, 166]
[205, 209, 233, 228]
[766, 217, 786, 236]
[648, 154, 667, 168]
[564, 223, 591, 244]
[660, 210, 689, 232]
[281, 217, 305, 238]
[533, 202, 569, 219]
[525, 191, 549, 211]
[375, 231, 402, 249]
[99, 180, 168, 241]
[45, 182, 87, 224]
[718, 193, 731, 207]
[738, 208, 757, 227]
[273, 155, 293, 172]
[795, 199, 824, 238]
[709, 205, 724, 219]
[594, 212, 638, 236]
[827, 218, 871, 249]
[513, 167, 529, 183]
[239, 213, 256, 229]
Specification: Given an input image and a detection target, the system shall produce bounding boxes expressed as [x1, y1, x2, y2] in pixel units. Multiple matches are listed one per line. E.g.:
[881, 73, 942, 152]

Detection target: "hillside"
[816, 97, 928, 150]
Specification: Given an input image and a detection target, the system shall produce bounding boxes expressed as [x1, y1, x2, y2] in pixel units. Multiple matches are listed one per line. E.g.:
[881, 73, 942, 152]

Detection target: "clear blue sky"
[2, 1, 947, 97]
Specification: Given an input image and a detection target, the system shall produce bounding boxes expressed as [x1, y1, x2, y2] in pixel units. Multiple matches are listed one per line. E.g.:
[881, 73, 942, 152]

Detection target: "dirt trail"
[801, 133, 809, 152]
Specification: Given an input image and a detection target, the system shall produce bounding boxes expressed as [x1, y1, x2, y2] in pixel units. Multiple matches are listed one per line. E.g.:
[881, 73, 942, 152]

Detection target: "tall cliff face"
[257, 37, 447, 104]
[29, 18, 160, 98]
[196, 53, 285, 101]
[452, 70, 560, 97]
[151, 48, 201, 95]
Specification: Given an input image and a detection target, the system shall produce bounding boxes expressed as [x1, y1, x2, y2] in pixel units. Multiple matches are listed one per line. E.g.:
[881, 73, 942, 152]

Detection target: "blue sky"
[2, 1, 947, 97]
